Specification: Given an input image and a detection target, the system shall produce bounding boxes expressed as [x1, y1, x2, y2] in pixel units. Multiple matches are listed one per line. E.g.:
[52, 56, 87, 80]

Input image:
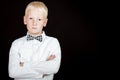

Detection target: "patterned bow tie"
[27, 35, 42, 42]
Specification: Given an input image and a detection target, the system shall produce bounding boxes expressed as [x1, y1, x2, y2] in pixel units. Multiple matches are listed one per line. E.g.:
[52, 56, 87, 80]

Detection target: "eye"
[38, 19, 42, 21]
[29, 17, 33, 20]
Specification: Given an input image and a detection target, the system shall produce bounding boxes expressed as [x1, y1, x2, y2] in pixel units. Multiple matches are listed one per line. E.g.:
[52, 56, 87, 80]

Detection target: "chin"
[32, 32, 41, 35]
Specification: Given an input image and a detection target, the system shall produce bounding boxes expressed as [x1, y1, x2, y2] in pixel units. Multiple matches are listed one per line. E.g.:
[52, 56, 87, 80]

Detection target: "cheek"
[37, 25, 44, 30]
[26, 23, 32, 30]
[26, 20, 32, 26]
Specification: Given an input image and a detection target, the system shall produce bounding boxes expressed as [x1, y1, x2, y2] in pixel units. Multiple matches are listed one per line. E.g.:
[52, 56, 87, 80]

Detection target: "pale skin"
[20, 8, 56, 77]
[24, 8, 48, 36]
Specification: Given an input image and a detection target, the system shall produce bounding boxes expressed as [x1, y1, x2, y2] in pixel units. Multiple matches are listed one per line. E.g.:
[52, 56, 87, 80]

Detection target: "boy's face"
[24, 8, 48, 36]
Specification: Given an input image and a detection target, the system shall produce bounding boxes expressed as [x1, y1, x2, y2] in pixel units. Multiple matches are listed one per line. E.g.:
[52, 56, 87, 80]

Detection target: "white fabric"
[8, 31, 61, 80]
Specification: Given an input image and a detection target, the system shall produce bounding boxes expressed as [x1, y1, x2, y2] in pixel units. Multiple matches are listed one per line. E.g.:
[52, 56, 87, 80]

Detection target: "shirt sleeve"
[8, 40, 43, 79]
[31, 38, 61, 75]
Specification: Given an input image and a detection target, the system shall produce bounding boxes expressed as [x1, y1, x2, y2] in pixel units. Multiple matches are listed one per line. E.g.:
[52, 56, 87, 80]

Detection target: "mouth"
[32, 27, 37, 29]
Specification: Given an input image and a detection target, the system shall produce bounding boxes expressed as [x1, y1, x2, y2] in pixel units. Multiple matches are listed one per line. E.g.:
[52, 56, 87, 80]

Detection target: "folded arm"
[9, 39, 61, 79]
[31, 46, 61, 75]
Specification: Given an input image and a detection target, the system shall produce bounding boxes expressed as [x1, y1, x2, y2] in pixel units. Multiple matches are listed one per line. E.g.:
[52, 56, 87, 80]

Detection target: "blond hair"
[25, 1, 48, 18]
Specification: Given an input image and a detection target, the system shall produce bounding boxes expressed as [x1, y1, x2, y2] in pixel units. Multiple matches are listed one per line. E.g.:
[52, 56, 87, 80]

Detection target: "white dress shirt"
[8, 31, 61, 80]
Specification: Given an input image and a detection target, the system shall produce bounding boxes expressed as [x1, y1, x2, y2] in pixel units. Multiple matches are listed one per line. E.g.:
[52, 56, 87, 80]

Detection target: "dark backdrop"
[1, 0, 96, 80]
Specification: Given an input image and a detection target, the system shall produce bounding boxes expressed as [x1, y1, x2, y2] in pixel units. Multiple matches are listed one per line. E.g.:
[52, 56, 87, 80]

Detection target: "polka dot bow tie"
[27, 35, 42, 42]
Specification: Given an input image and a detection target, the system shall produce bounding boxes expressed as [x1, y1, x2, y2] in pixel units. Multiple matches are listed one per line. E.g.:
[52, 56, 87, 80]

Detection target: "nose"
[32, 19, 37, 26]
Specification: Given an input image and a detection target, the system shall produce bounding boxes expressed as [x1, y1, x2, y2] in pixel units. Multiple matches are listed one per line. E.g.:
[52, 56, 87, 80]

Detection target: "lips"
[32, 27, 37, 29]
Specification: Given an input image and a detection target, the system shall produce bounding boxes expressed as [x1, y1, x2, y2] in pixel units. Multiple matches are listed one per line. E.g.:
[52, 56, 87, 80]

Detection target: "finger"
[47, 55, 56, 60]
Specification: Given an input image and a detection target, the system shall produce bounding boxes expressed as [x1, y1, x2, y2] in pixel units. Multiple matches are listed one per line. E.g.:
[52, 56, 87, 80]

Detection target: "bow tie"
[27, 35, 42, 42]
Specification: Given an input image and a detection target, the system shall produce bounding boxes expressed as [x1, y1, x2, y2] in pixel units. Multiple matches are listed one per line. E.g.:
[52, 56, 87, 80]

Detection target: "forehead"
[27, 8, 45, 18]
[28, 8, 42, 14]
[26, 9, 45, 16]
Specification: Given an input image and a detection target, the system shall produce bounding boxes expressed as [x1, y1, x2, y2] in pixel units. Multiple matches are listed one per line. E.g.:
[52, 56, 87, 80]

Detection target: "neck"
[28, 31, 43, 37]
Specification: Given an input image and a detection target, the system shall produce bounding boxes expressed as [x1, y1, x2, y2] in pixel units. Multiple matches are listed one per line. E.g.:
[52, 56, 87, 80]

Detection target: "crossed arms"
[9, 39, 61, 79]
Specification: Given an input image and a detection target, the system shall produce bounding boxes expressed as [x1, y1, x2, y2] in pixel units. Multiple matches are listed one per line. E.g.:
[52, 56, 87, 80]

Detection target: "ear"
[43, 18, 48, 27]
[23, 16, 27, 25]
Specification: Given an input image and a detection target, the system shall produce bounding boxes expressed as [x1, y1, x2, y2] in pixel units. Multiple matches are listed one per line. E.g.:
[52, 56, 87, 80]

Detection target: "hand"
[47, 55, 56, 61]
[42, 55, 56, 78]
[19, 62, 24, 67]
[43, 74, 49, 78]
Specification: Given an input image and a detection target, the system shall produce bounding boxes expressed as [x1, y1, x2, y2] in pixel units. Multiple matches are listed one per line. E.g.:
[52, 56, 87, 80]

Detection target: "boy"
[8, 1, 61, 80]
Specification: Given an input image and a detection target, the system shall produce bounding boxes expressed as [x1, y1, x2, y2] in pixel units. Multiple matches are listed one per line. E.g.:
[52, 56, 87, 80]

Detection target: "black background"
[1, 0, 96, 80]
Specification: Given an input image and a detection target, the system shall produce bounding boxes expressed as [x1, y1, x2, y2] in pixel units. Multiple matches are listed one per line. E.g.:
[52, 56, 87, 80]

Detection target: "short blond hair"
[25, 1, 48, 18]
